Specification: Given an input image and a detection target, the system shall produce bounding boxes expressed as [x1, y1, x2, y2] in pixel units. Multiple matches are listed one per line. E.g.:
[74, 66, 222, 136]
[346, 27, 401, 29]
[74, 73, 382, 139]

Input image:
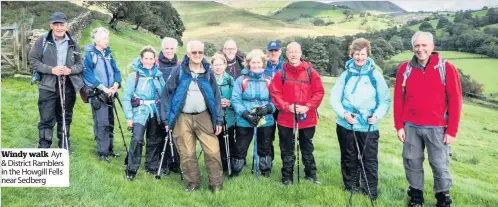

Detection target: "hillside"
[220, 1, 293, 16]
[329, 1, 406, 13]
[0, 1, 90, 30]
[170, 1, 363, 52]
[407, 9, 489, 31]
[271, 1, 398, 31]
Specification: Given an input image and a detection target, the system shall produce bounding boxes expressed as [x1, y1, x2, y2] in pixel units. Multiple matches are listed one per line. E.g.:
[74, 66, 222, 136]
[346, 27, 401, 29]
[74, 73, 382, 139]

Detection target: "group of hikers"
[28, 12, 462, 207]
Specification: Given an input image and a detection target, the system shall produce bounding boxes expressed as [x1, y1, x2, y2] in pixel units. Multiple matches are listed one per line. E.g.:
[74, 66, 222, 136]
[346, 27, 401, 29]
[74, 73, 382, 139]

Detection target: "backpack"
[281, 67, 312, 85]
[402, 58, 447, 94]
[241, 74, 271, 93]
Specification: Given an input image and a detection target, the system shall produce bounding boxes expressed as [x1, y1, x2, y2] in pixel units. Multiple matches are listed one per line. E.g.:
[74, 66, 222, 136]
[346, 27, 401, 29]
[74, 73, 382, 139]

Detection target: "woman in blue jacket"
[122, 46, 166, 181]
[330, 38, 391, 200]
[211, 53, 236, 175]
[231, 49, 276, 177]
[82, 27, 122, 163]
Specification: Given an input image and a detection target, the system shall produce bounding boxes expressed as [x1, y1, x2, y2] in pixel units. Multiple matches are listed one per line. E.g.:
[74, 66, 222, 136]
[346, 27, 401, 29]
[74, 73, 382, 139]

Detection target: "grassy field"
[2, 23, 498, 206]
[407, 9, 487, 32]
[221, 1, 293, 16]
[389, 51, 498, 97]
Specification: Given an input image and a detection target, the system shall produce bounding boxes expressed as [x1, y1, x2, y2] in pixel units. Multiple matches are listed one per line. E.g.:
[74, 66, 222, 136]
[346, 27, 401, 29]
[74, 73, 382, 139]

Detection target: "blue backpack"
[343, 69, 379, 113]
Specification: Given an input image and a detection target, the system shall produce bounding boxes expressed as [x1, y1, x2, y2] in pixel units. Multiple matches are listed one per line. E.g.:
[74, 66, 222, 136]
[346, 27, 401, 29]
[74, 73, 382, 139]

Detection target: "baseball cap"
[50, 12, 67, 24]
[267, 40, 281, 51]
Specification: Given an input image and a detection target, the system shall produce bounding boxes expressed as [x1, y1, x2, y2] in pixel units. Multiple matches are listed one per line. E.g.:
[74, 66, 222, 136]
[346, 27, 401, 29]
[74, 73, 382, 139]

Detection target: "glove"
[242, 111, 259, 127]
[254, 104, 273, 117]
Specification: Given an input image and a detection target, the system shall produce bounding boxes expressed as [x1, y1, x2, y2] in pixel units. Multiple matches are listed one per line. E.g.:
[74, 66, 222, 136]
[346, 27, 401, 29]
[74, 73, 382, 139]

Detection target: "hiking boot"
[407, 187, 424, 207]
[304, 175, 321, 185]
[109, 151, 120, 158]
[125, 169, 137, 181]
[261, 171, 271, 178]
[282, 179, 293, 185]
[170, 166, 181, 174]
[98, 155, 111, 163]
[185, 183, 200, 192]
[209, 185, 223, 193]
[435, 192, 452, 207]
[144, 168, 158, 175]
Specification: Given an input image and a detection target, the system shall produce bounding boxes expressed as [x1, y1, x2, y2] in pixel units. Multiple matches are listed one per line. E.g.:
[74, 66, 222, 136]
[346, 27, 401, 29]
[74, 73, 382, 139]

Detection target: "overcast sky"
[327, 0, 497, 12]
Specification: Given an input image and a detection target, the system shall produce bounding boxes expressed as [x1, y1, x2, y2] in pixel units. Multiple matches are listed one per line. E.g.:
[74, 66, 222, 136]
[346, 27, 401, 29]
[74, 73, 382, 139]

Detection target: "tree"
[83, 2, 128, 29]
[486, 8, 496, 24]
[204, 42, 218, 57]
[436, 17, 450, 29]
[343, 10, 353, 19]
[398, 27, 415, 49]
[313, 18, 325, 26]
[371, 38, 395, 60]
[419, 21, 436, 35]
[360, 11, 366, 17]
[125, 2, 151, 30]
[389, 35, 404, 53]
[483, 6, 488, 10]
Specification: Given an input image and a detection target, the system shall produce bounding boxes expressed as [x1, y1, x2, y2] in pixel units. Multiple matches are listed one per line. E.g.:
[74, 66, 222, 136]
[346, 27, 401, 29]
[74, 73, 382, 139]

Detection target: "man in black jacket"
[28, 12, 83, 151]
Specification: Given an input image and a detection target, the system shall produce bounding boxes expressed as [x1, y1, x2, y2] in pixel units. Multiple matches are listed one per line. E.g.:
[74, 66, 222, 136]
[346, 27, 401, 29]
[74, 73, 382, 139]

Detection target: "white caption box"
[1, 148, 69, 187]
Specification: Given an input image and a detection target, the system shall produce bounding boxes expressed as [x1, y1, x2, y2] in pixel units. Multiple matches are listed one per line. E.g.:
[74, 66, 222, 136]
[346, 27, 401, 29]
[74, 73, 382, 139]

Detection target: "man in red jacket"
[270, 42, 325, 185]
[394, 31, 462, 207]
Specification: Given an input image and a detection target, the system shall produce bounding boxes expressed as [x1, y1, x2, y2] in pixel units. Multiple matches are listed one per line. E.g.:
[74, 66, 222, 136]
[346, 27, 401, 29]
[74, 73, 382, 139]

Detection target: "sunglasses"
[191, 51, 204, 55]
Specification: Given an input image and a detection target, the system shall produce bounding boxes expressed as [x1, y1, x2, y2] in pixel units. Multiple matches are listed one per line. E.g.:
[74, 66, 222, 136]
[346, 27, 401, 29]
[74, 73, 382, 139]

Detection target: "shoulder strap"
[402, 61, 412, 94]
[41, 33, 49, 55]
[91, 51, 98, 66]
[344, 71, 353, 85]
[134, 72, 139, 90]
[307, 67, 312, 83]
[438, 58, 447, 85]
[368, 69, 377, 89]
[281, 69, 286, 85]
[242, 75, 249, 93]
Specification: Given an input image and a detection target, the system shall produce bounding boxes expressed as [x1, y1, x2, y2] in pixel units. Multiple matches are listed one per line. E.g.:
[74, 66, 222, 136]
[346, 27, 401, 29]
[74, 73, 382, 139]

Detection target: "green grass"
[407, 8, 488, 32]
[2, 74, 498, 206]
[223, 1, 293, 16]
[389, 51, 498, 96]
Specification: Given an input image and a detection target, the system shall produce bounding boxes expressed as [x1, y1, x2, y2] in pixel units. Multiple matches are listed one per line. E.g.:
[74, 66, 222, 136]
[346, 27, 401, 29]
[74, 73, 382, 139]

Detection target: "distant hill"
[329, 1, 406, 13]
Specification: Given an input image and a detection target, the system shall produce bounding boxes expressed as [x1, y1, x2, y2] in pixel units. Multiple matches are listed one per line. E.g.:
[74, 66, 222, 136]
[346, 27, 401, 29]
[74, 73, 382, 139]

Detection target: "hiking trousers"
[38, 78, 76, 149]
[231, 125, 274, 175]
[90, 97, 115, 156]
[336, 124, 380, 198]
[126, 117, 163, 172]
[173, 111, 223, 187]
[403, 125, 452, 193]
[278, 125, 317, 181]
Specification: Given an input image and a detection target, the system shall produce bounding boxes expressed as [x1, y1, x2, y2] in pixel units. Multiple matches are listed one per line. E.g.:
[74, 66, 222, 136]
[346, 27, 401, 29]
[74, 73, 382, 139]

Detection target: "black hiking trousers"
[38, 78, 76, 149]
[336, 124, 380, 199]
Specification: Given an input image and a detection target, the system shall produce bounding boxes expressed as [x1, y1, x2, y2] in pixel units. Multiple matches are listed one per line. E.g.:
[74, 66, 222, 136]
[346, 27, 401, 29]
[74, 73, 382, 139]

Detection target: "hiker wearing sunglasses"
[160, 40, 224, 193]
[330, 38, 391, 201]
[394, 31, 462, 207]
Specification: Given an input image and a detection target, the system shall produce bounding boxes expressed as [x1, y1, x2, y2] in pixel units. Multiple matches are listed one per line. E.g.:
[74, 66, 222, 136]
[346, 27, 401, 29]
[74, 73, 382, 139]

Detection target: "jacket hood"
[132, 58, 160, 77]
[345, 57, 375, 75]
[158, 51, 178, 66]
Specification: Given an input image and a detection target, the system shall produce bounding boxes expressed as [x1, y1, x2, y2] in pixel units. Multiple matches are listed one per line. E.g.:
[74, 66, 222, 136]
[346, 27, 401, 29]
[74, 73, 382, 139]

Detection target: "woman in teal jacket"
[330, 38, 391, 200]
[231, 49, 276, 178]
[122, 46, 166, 181]
[211, 53, 236, 175]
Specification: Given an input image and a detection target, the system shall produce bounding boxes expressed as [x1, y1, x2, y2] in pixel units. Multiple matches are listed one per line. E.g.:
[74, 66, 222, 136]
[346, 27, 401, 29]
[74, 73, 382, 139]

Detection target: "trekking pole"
[294, 102, 300, 184]
[58, 75, 69, 151]
[155, 130, 169, 180]
[253, 126, 259, 180]
[113, 94, 129, 165]
[223, 112, 232, 176]
[349, 114, 375, 207]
